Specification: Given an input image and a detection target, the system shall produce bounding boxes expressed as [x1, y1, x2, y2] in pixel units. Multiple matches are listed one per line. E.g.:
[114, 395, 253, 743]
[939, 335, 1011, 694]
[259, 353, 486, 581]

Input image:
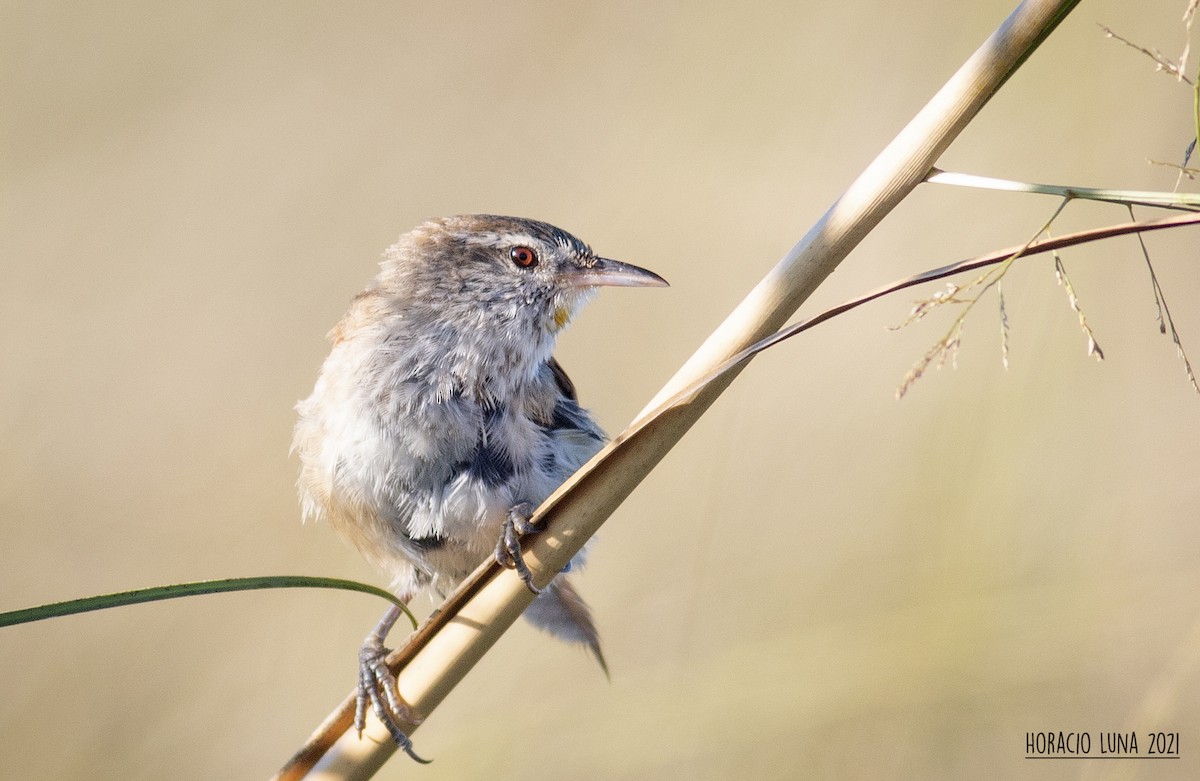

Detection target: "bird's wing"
[547, 357, 578, 402]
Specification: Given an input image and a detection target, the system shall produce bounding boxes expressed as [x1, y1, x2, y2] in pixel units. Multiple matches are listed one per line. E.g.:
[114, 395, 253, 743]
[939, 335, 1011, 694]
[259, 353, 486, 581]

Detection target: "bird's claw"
[495, 501, 543, 594]
[357, 638, 431, 764]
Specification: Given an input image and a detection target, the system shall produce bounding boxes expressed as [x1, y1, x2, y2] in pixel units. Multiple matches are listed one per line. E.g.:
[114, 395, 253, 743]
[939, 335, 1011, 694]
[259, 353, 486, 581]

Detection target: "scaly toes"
[357, 641, 431, 764]
[494, 503, 542, 594]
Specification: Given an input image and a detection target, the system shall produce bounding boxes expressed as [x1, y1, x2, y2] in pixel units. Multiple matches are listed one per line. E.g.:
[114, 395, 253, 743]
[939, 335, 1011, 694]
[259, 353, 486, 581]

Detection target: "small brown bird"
[293, 215, 666, 758]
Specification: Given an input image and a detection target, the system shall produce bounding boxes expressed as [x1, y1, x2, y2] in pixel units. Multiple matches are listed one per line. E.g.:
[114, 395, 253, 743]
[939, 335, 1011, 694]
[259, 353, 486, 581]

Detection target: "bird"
[292, 214, 667, 759]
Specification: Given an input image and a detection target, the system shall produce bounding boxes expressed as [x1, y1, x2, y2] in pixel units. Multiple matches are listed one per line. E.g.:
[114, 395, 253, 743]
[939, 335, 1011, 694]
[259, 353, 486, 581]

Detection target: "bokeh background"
[3, 1, 1199, 778]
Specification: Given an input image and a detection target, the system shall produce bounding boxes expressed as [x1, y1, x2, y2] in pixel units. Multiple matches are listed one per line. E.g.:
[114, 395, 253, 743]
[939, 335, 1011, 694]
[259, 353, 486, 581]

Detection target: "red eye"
[509, 246, 538, 268]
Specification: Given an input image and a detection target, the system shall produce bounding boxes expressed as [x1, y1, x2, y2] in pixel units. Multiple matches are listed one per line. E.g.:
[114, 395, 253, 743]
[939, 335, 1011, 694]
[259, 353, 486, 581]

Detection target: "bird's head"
[381, 214, 668, 341]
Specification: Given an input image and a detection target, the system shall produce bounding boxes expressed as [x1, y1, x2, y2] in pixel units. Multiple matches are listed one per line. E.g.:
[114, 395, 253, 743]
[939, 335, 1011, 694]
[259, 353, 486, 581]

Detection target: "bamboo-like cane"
[276, 1, 1083, 777]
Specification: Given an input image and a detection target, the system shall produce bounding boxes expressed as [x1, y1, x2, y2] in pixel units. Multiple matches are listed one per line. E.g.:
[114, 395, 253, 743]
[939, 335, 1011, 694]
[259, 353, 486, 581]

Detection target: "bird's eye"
[509, 246, 538, 268]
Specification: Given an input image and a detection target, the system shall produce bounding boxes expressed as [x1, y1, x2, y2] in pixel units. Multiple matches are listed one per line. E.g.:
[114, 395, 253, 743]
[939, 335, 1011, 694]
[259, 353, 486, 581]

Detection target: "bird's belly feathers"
[302, 378, 605, 591]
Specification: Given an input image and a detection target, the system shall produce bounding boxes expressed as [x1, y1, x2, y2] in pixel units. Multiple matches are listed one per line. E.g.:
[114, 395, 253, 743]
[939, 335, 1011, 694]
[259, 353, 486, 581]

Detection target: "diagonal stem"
[274, 1, 1084, 778]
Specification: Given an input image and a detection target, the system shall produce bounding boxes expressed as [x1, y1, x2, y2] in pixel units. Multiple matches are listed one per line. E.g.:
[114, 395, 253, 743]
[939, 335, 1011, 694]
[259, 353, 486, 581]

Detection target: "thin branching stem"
[1052, 248, 1105, 360]
[894, 197, 1071, 398]
[1126, 205, 1200, 393]
[1098, 23, 1194, 83]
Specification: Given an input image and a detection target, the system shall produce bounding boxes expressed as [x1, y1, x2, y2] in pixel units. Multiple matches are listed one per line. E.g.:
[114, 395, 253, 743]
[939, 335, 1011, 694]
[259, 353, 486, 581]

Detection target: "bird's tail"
[522, 576, 608, 677]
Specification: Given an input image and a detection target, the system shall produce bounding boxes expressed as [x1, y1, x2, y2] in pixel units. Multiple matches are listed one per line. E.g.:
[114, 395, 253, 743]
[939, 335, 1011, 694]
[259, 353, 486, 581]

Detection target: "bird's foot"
[494, 501, 543, 594]
[356, 610, 431, 763]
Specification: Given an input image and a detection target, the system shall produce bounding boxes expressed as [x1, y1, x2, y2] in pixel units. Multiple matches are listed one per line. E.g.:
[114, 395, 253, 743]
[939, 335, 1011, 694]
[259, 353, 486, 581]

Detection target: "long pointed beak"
[564, 257, 669, 289]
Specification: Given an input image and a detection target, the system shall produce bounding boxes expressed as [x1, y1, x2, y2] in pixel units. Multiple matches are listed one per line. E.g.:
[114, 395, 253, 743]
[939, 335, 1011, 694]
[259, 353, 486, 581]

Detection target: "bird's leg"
[494, 501, 543, 594]
[356, 603, 431, 764]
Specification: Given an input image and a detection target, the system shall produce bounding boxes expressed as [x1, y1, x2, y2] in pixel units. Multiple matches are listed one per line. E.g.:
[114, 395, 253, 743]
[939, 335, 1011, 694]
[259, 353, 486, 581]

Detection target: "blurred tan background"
[3, 1, 1199, 778]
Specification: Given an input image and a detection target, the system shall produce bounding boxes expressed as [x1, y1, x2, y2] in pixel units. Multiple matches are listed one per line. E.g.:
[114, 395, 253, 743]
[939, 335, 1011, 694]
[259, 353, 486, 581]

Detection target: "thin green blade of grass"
[0, 576, 418, 630]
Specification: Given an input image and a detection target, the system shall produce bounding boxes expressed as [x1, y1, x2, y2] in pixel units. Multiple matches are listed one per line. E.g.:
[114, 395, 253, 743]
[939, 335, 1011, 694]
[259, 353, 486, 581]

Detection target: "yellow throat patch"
[551, 306, 572, 333]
